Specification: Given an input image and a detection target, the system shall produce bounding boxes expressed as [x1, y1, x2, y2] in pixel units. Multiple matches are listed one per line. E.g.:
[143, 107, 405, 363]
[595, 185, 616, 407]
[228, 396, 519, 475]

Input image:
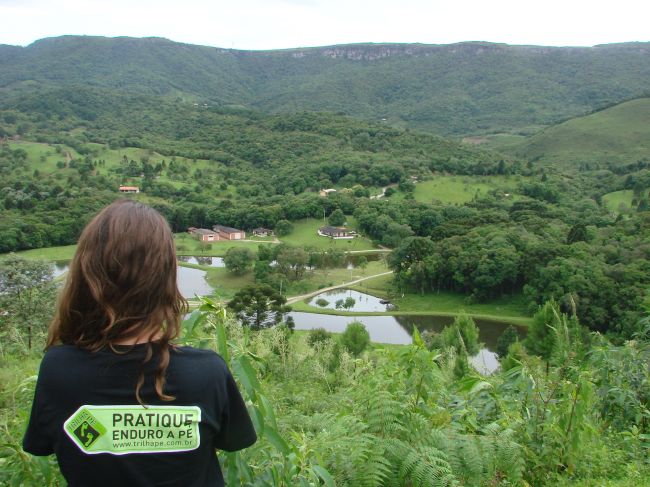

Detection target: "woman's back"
[25, 344, 256, 486]
[23, 201, 256, 486]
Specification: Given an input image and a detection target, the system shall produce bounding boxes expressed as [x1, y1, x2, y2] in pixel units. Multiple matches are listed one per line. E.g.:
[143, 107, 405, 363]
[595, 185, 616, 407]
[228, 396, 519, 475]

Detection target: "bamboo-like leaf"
[264, 426, 290, 455]
[225, 451, 239, 486]
[232, 355, 260, 399]
[412, 325, 425, 347]
[249, 405, 265, 436]
[215, 321, 229, 362]
[311, 465, 336, 487]
[181, 309, 203, 339]
[260, 394, 278, 430]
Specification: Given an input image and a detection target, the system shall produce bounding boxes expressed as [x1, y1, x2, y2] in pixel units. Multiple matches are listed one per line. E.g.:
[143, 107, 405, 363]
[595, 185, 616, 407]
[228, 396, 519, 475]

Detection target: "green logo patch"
[64, 405, 201, 455]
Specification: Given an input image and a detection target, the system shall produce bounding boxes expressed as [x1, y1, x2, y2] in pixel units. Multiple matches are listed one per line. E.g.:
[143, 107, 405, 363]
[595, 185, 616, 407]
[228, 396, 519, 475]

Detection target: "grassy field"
[174, 233, 272, 256]
[183, 259, 390, 304]
[3, 226, 374, 262]
[284, 260, 388, 296]
[279, 217, 377, 250]
[471, 133, 529, 152]
[290, 271, 532, 325]
[507, 98, 650, 168]
[603, 190, 635, 212]
[411, 175, 524, 204]
[5, 245, 78, 261]
[203, 267, 255, 300]
[7, 140, 220, 192]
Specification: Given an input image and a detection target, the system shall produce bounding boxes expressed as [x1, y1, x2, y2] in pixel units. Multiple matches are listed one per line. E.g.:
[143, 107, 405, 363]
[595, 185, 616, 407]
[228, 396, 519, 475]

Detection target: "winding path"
[286, 271, 393, 304]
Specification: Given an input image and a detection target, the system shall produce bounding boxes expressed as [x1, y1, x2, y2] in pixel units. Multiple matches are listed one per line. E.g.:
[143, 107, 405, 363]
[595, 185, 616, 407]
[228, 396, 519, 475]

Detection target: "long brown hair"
[48, 200, 188, 404]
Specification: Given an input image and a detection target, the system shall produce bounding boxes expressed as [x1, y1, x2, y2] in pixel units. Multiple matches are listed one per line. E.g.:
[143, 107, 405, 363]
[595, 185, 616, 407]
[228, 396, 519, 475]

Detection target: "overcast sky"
[1, 0, 648, 50]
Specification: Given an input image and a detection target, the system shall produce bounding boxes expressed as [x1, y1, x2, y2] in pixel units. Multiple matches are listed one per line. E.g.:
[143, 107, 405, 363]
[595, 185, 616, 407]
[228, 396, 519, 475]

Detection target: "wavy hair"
[48, 200, 187, 404]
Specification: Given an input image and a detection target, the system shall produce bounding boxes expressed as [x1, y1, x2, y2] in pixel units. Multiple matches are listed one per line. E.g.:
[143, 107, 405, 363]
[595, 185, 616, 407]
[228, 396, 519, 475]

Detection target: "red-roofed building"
[213, 225, 245, 240]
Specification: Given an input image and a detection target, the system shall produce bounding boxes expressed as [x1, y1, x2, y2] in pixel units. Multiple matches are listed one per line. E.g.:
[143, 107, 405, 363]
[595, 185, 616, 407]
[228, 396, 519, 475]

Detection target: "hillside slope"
[1, 36, 650, 135]
[504, 98, 650, 169]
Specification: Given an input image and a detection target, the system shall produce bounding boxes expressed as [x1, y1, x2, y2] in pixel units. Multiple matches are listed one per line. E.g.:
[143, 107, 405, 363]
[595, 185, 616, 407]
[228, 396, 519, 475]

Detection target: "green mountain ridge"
[1, 36, 650, 135]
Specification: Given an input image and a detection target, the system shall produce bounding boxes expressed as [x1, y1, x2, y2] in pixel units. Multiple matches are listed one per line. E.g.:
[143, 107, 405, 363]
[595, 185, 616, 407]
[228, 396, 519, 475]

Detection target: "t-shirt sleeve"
[213, 367, 257, 452]
[23, 361, 55, 456]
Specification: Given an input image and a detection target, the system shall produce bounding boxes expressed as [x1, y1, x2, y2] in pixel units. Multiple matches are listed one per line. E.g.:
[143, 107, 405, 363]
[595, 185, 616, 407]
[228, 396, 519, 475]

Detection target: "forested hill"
[1, 36, 650, 135]
[497, 98, 650, 169]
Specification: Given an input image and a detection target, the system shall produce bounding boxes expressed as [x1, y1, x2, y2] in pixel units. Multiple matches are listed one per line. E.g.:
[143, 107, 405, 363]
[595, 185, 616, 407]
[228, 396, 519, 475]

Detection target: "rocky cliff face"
[281, 42, 511, 61]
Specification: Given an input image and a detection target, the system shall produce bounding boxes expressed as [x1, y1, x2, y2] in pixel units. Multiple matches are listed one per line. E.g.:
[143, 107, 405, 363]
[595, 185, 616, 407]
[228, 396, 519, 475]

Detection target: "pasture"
[278, 217, 377, 250]
[412, 175, 524, 204]
[603, 190, 635, 212]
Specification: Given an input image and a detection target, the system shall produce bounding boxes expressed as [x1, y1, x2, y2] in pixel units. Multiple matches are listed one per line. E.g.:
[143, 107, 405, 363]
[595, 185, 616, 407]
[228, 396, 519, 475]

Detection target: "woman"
[23, 200, 256, 486]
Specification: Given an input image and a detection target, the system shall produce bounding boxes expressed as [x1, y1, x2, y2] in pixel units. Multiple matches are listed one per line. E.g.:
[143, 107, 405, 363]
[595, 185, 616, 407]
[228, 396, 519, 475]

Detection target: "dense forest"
[1, 36, 650, 135]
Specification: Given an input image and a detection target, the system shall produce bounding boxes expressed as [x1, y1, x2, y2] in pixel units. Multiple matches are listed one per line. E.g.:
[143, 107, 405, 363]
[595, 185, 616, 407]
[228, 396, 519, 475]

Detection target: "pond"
[49, 261, 214, 299]
[308, 288, 391, 312]
[288, 311, 526, 374]
[52, 260, 70, 278]
[176, 266, 214, 298]
[177, 256, 226, 267]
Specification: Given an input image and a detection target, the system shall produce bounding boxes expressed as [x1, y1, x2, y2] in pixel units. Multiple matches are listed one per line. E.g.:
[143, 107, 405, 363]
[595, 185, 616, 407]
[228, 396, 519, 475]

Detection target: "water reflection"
[177, 256, 225, 267]
[176, 266, 214, 298]
[52, 260, 70, 278]
[345, 253, 381, 269]
[48, 261, 214, 298]
[288, 312, 526, 374]
[308, 289, 391, 312]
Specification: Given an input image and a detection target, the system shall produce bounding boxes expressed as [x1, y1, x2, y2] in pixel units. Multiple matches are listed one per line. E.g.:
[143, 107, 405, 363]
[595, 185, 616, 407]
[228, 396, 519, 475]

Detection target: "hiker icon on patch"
[64, 408, 107, 452]
[73, 421, 101, 449]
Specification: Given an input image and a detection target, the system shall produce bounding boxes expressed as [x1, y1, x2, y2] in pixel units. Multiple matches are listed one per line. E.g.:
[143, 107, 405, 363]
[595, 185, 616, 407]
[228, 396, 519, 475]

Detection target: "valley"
[0, 36, 648, 487]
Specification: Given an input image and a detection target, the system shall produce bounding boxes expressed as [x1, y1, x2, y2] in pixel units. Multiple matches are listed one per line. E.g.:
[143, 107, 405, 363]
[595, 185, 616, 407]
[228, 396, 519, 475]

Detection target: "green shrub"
[307, 327, 332, 348]
[340, 321, 370, 356]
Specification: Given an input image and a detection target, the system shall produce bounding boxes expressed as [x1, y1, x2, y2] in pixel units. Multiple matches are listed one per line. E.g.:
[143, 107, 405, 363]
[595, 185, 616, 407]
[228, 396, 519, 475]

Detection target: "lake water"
[49, 261, 520, 372]
[50, 261, 213, 299]
[176, 266, 214, 298]
[288, 311, 526, 374]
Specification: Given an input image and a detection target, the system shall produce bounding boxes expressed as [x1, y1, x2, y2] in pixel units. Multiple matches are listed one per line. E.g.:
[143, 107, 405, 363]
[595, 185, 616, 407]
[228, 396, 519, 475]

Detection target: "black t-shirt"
[23, 344, 257, 487]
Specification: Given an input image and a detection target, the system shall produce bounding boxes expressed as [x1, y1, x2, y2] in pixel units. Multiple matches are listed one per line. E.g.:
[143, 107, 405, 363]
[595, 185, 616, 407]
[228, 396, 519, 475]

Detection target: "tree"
[275, 219, 293, 236]
[307, 328, 333, 348]
[340, 321, 370, 356]
[227, 284, 290, 330]
[0, 256, 57, 352]
[195, 241, 212, 253]
[328, 209, 346, 226]
[429, 313, 481, 356]
[357, 255, 368, 274]
[524, 300, 561, 361]
[315, 298, 329, 307]
[398, 179, 415, 193]
[276, 246, 309, 281]
[223, 247, 255, 275]
[496, 325, 519, 358]
[566, 223, 588, 244]
[387, 236, 436, 294]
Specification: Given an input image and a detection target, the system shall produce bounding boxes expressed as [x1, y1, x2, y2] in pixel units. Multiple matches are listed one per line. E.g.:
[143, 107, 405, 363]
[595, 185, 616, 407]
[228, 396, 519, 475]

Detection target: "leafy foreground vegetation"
[2, 297, 648, 486]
